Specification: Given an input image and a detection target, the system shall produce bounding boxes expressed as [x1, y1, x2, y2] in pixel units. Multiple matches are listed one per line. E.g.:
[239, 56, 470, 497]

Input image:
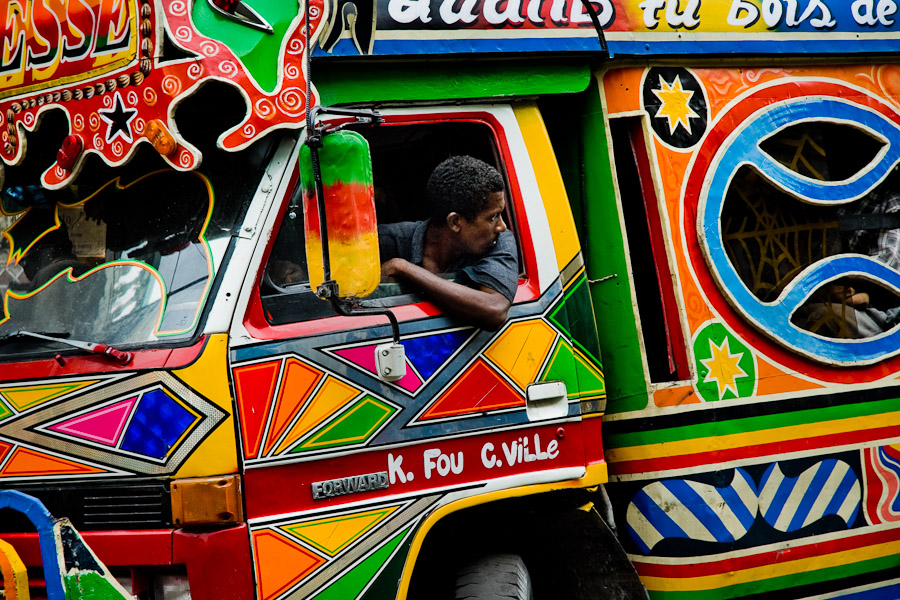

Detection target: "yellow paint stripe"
[608, 411, 900, 463]
[639, 538, 900, 592]
[0, 538, 28, 600]
[514, 103, 581, 271]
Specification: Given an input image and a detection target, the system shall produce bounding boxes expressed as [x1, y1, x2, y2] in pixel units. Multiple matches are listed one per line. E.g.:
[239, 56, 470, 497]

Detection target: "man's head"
[427, 156, 508, 257]
[427, 156, 505, 223]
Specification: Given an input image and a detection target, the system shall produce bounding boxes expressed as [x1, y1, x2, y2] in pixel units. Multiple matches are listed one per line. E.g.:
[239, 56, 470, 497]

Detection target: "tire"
[454, 553, 534, 600]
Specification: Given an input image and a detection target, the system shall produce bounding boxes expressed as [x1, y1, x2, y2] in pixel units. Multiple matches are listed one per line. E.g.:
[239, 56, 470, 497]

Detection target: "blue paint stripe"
[718, 471, 756, 531]
[631, 489, 686, 541]
[315, 38, 900, 57]
[626, 522, 653, 556]
[763, 471, 796, 526]
[823, 467, 859, 522]
[788, 461, 834, 532]
[665, 480, 733, 542]
[839, 582, 900, 600]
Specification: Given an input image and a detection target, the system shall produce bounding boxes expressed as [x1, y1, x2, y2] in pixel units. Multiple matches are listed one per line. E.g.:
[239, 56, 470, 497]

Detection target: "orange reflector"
[145, 119, 177, 157]
[171, 474, 243, 527]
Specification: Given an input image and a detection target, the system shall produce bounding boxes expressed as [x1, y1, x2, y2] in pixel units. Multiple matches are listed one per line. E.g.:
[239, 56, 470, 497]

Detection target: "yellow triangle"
[281, 506, 399, 556]
[0, 380, 99, 412]
[484, 320, 557, 390]
[274, 377, 360, 454]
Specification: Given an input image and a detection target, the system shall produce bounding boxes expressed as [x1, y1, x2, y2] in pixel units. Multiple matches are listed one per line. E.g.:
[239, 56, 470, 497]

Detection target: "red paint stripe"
[612, 423, 900, 475]
[632, 527, 900, 579]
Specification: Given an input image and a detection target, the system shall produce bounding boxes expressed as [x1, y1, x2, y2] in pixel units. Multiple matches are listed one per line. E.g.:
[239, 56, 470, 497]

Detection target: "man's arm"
[381, 258, 511, 330]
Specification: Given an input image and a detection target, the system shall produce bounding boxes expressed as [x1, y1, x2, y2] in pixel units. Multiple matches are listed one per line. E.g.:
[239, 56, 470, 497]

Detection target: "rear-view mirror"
[300, 130, 380, 299]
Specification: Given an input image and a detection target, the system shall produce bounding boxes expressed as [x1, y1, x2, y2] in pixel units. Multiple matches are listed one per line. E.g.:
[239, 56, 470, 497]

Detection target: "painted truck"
[2, 1, 900, 600]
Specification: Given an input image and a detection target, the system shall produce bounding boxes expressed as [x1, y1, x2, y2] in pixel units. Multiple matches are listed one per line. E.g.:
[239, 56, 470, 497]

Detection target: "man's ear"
[446, 212, 462, 232]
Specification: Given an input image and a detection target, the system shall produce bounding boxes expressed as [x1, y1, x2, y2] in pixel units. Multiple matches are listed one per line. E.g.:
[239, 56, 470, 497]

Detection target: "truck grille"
[0, 479, 171, 532]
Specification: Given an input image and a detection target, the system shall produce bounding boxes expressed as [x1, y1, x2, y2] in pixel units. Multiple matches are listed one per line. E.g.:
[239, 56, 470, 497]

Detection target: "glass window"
[0, 87, 281, 358]
[261, 120, 519, 325]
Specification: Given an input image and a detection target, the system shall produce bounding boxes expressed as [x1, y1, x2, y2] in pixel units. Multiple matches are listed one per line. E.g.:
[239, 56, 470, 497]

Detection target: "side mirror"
[300, 130, 380, 299]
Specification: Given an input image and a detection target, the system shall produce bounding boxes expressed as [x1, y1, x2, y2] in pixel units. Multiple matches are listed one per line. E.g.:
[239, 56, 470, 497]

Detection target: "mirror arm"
[319, 282, 401, 344]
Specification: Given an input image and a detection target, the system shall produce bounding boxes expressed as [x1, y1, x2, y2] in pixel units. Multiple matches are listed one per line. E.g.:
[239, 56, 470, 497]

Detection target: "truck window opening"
[609, 117, 688, 382]
[261, 119, 522, 324]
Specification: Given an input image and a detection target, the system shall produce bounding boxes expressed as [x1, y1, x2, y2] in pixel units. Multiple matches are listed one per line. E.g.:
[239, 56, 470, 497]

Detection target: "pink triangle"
[334, 345, 423, 392]
[49, 397, 138, 446]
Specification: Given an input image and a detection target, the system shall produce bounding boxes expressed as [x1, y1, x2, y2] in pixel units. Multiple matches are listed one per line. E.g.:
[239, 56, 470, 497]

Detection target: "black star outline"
[98, 92, 138, 143]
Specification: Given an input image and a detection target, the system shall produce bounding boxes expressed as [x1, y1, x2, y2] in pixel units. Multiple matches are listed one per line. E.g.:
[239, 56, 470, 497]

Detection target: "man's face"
[457, 191, 507, 256]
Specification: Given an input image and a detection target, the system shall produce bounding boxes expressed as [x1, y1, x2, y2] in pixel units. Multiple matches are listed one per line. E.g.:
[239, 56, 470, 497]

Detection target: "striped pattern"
[759, 460, 860, 532]
[863, 446, 900, 525]
[627, 469, 757, 554]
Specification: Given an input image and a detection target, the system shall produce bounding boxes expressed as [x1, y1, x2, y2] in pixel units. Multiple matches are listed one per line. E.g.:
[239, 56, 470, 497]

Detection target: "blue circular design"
[701, 97, 900, 364]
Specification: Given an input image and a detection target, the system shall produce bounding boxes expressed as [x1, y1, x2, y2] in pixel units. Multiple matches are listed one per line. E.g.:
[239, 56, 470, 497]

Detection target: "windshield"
[0, 99, 279, 358]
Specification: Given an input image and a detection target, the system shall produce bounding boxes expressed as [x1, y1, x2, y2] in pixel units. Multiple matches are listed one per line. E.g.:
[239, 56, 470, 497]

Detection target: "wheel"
[454, 553, 534, 600]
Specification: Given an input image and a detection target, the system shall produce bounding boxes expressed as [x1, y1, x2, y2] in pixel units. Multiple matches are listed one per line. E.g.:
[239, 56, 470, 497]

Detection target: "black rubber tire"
[454, 553, 534, 600]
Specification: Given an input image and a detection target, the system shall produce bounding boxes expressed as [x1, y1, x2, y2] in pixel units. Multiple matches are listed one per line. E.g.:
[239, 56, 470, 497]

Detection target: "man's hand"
[824, 283, 869, 308]
[381, 258, 510, 330]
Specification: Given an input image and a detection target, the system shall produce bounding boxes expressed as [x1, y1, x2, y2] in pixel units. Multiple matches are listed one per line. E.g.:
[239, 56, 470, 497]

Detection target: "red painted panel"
[421, 359, 524, 420]
[0, 336, 208, 383]
[3, 530, 173, 566]
[233, 361, 281, 460]
[244, 422, 585, 519]
[172, 526, 254, 600]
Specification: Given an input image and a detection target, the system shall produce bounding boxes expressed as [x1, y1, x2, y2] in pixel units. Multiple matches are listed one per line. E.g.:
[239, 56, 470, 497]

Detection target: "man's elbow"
[479, 301, 511, 331]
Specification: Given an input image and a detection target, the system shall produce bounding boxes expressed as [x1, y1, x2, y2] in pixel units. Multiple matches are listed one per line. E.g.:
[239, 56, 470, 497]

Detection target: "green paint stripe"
[646, 553, 900, 600]
[294, 397, 395, 452]
[608, 396, 900, 448]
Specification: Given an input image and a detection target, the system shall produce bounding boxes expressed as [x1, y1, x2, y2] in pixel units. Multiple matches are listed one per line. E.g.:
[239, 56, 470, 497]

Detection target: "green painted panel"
[549, 276, 603, 366]
[314, 60, 591, 106]
[646, 553, 900, 600]
[311, 527, 411, 600]
[0, 399, 11, 421]
[64, 571, 129, 600]
[541, 338, 579, 396]
[359, 529, 416, 600]
[606, 396, 900, 449]
[293, 396, 395, 452]
[579, 80, 649, 414]
[191, 0, 298, 93]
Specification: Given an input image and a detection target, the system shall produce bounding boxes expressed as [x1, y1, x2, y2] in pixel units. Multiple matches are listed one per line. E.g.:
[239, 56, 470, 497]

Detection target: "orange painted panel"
[274, 377, 361, 455]
[0, 447, 105, 477]
[253, 529, 325, 600]
[263, 359, 323, 456]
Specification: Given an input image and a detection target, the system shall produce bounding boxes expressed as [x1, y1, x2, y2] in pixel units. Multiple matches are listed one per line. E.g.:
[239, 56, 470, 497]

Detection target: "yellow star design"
[699, 337, 747, 399]
[651, 75, 699, 136]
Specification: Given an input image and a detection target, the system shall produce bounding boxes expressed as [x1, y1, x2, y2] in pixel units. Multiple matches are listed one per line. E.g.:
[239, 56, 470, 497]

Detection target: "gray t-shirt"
[378, 220, 518, 303]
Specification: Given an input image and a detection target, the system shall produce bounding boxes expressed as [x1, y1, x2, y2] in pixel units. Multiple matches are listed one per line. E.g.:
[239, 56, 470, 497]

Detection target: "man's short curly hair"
[427, 156, 505, 223]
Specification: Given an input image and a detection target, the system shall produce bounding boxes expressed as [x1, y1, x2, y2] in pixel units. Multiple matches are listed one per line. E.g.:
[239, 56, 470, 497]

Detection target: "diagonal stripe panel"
[233, 361, 281, 460]
[263, 359, 323, 456]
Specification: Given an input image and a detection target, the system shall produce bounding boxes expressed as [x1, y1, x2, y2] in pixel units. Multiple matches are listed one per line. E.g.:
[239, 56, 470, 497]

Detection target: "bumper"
[2, 526, 255, 600]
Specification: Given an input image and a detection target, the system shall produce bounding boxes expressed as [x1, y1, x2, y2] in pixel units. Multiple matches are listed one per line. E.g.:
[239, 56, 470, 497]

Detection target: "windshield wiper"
[0, 330, 133, 365]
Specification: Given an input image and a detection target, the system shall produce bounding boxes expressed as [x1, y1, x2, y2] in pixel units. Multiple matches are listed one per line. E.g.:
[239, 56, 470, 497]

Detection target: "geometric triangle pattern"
[290, 396, 397, 454]
[38, 387, 202, 462]
[308, 526, 410, 600]
[484, 319, 557, 391]
[403, 329, 472, 381]
[540, 338, 579, 400]
[119, 388, 200, 460]
[0, 447, 106, 478]
[547, 274, 603, 365]
[47, 397, 137, 447]
[332, 345, 423, 394]
[263, 358, 323, 456]
[326, 327, 473, 396]
[233, 360, 283, 460]
[280, 505, 400, 557]
[252, 529, 327, 600]
[0, 380, 100, 412]
[274, 376, 360, 456]
[419, 359, 524, 421]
